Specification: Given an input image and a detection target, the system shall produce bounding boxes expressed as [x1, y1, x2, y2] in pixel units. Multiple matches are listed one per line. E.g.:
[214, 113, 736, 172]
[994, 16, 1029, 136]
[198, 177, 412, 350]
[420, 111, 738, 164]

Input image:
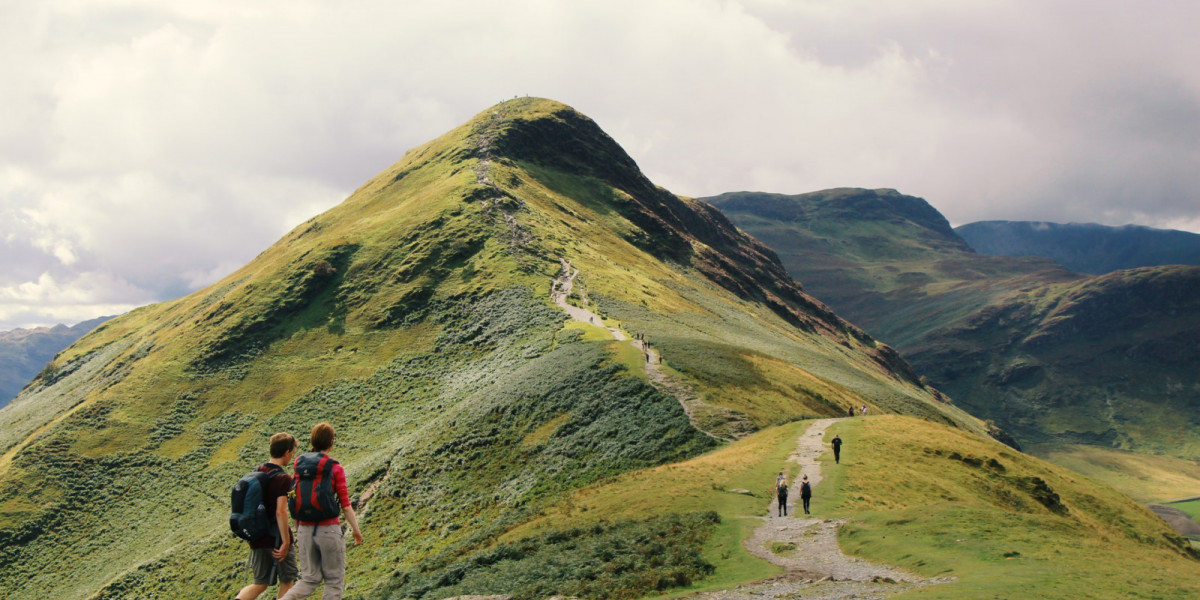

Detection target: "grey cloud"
[1, 0, 1198, 331]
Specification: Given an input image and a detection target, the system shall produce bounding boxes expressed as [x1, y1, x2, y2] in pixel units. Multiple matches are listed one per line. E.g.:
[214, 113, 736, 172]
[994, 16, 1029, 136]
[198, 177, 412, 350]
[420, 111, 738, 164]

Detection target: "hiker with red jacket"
[279, 423, 363, 600]
[236, 433, 299, 600]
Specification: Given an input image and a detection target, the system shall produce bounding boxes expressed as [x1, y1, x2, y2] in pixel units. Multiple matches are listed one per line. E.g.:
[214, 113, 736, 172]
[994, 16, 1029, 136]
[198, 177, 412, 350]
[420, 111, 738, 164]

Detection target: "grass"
[1029, 443, 1200, 504]
[500, 421, 809, 593]
[821, 416, 1200, 599]
[1169, 499, 1200, 522]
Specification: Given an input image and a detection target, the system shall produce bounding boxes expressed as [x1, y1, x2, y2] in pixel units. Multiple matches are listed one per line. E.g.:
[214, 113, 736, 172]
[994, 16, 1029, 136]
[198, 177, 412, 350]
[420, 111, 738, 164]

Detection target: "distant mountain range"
[707, 189, 1200, 462]
[956, 220, 1200, 274]
[0, 316, 112, 408]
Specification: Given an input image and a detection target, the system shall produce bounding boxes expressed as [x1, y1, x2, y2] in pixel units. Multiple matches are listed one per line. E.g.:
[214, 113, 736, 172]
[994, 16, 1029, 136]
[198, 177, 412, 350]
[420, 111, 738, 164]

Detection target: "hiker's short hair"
[310, 422, 335, 452]
[269, 432, 297, 458]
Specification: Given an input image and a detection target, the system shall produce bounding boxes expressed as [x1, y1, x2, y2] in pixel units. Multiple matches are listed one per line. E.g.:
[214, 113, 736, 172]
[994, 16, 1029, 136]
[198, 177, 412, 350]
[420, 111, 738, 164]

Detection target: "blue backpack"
[230, 466, 276, 542]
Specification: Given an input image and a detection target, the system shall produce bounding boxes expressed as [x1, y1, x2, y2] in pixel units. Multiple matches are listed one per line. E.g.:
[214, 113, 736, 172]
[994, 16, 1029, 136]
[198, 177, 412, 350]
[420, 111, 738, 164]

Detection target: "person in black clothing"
[831, 434, 842, 464]
[777, 480, 789, 516]
[848, 406, 854, 417]
[800, 474, 812, 514]
[236, 433, 298, 600]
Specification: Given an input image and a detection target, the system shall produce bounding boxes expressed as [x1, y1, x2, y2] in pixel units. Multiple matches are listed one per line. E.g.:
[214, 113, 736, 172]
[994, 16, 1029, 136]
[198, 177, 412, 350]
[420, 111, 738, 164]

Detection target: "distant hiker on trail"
[235, 433, 299, 600]
[776, 471, 786, 490]
[278, 423, 364, 600]
[800, 475, 812, 514]
[861, 405, 867, 415]
[848, 406, 855, 417]
[777, 480, 789, 516]
[831, 434, 842, 464]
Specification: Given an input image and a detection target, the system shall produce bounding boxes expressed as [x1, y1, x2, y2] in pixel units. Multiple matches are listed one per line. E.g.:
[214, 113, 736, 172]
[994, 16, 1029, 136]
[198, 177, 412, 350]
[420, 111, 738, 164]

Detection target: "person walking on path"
[777, 479, 789, 516]
[236, 433, 299, 600]
[848, 406, 855, 417]
[279, 423, 364, 600]
[831, 434, 842, 464]
[800, 474, 812, 514]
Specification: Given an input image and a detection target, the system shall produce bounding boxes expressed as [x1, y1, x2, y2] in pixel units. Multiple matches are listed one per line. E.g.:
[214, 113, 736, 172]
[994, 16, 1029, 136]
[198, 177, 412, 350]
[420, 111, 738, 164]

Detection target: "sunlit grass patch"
[822, 416, 1200, 599]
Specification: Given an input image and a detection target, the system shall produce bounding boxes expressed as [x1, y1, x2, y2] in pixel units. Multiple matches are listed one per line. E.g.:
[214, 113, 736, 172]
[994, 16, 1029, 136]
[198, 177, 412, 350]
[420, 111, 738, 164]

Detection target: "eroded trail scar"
[688, 419, 952, 600]
[550, 259, 749, 442]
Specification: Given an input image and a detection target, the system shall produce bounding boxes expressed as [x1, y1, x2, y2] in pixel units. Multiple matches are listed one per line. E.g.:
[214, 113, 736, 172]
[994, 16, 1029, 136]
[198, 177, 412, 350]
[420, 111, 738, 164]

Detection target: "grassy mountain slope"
[824, 416, 1200, 599]
[957, 220, 1200, 274]
[0, 100, 971, 600]
[706, 190, 1200, 466]
[0, 316, 112, 408]
[422, 415, 1200, 599]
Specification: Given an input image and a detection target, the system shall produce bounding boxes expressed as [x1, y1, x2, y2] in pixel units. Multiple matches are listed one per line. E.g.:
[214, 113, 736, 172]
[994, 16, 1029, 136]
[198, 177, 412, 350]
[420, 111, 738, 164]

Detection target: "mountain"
[956, 220, 1200, 275]
[0, 316, 113, 408]
[0, 100, 980, 600]
[706, 190, 1200, 467]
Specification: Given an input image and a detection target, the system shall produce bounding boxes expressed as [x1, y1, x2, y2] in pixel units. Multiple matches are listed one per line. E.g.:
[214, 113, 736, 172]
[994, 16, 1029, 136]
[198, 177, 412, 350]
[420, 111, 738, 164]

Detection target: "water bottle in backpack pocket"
[289, 452, 342, 522]
[230, 470, 273, 542]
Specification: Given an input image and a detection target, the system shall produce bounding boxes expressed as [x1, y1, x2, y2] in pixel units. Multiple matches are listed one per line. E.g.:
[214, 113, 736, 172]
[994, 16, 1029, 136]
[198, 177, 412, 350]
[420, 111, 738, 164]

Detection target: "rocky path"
[687, 419, 951, 600]
[550, 259, 750, 442]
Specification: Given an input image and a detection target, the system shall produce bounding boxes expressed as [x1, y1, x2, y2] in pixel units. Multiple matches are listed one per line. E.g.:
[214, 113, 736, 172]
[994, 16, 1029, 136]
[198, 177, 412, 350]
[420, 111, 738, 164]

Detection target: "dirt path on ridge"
[551, 259, 753, 442]
[686, 418, 952, 600]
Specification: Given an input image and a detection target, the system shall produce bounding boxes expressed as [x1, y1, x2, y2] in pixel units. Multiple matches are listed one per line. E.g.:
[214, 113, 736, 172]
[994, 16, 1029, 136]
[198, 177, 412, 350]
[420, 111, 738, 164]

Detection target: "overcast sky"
[2, 0, 1198, 330]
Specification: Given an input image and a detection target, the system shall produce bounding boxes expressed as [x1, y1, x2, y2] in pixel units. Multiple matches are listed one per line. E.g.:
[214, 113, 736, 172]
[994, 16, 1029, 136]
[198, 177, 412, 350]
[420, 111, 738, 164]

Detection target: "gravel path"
[686, 419, 953, 600]
[550, 260, 754, 442]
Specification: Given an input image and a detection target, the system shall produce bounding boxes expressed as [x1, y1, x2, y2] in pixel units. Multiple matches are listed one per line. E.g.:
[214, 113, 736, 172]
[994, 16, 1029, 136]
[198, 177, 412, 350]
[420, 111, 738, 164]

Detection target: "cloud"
[1, 0, 1197, 329]
[0, 271, 149, 330]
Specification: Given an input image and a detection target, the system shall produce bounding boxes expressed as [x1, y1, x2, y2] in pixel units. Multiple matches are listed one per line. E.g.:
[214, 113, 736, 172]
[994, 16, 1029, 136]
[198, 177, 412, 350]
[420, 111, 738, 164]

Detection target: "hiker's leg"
[314, 525, 347, 600]
[238, 583, 268, 600]
[276, 581, 294, 599]
[279, 527, 322, 600]
[276, 543, 299, 598]
[242, 547, 278, 600]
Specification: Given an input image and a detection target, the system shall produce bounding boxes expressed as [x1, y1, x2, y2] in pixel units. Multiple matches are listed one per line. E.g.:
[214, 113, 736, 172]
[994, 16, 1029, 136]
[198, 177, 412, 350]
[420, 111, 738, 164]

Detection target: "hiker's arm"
[332, 463, 363, 545]
[272, 496, 291, 560]
[344, 504, 363, 546]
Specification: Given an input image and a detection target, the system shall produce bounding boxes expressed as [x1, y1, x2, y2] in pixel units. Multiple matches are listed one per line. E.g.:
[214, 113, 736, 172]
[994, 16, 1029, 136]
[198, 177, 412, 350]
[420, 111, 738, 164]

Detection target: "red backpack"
[289, 452, 341, 522]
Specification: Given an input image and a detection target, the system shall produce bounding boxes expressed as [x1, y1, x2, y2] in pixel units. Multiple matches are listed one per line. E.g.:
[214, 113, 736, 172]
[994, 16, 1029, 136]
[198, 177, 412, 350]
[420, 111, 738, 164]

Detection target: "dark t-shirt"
[800, 482, 812, 498]
[832, 437, 842, 449]
[777, 485, 788, 501]
[249, 463, 293, 549]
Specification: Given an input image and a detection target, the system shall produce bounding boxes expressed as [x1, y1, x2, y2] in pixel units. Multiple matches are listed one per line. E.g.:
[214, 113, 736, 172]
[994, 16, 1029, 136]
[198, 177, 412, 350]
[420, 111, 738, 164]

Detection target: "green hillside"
[502, 415, 1200, 599]
[707, 189, 1200, 481]
[0, 100, 972, 600]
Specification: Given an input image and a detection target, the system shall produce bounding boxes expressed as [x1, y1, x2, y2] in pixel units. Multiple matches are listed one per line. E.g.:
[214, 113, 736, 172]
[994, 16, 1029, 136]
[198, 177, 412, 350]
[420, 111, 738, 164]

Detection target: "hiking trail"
[689, 418, 953, 600]
[550, 259, 751, 442]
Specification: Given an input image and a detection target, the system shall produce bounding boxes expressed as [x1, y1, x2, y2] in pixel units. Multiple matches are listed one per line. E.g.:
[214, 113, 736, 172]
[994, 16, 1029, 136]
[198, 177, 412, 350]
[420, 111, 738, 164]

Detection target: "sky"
[2, 0, 1198, 330]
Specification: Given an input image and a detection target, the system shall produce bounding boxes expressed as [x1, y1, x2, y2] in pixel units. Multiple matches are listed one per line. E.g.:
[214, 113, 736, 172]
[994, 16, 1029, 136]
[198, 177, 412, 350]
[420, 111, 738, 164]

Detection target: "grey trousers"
[278, 524, 346, 600]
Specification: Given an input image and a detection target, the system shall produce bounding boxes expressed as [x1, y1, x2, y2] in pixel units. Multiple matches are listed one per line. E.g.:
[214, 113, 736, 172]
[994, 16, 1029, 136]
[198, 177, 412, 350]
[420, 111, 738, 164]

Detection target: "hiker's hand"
[352, 529, 363, 546]
[273, 541, 289, 561]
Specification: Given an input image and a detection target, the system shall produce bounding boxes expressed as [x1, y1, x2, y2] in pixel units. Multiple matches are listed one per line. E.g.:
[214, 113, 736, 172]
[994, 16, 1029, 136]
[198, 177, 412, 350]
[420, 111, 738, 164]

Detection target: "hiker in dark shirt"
[777, 481, 789, 516]
[236, 433, 299, 600]
[831, 434, 842, 464]
[800, 474, 812, 514]
[848, 406, 854, 417]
